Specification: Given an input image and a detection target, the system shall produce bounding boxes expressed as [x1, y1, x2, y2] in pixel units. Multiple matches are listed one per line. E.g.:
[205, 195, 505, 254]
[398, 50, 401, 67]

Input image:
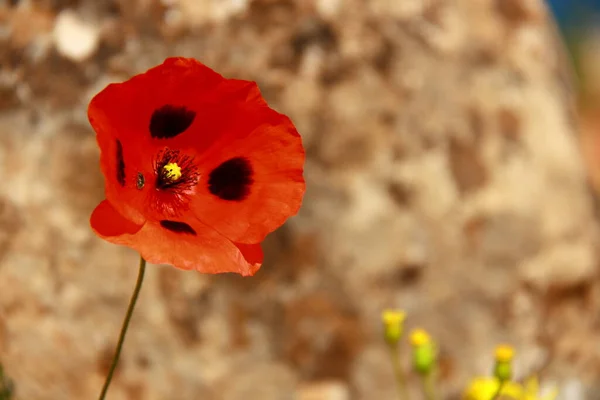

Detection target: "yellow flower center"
[410, 328, 431, 347]
[495, 344, 515, 363]
[162, 162, 182, 182]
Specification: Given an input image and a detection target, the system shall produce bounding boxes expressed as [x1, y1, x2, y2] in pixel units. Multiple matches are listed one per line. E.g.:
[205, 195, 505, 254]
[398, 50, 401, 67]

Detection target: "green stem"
[421, 371, 437, 400]
[389, 345, 410, 400]
[98, 256, 147, 400]
[490, 379, 506, 400]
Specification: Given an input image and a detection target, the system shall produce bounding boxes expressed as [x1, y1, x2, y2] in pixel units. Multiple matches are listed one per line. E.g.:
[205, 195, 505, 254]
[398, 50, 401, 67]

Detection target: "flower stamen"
[154, 148, 199, 192]
[162, 162, 182, 182]
[152, 148, 200, 217]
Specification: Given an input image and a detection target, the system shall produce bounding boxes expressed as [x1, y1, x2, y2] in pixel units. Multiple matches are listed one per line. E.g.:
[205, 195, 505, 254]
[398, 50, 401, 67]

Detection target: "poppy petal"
[234, 242, 264, 275]
[93, 134, 152, 225]
[215, 79, 268, 107]
[88, 57, 225, 145]
[96, 217, 263, 276]
[90, 200, 144, 237]
[188, 106, 305, 243]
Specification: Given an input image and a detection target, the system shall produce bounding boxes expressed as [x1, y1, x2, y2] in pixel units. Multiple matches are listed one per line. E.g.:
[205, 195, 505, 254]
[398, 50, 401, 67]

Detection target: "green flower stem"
[490, 379, 506, 400]
[388, 344, 410, 400]
[421, 370, 437, 400]
[98, 256, 147, 400]
[0, 363, 14, 400]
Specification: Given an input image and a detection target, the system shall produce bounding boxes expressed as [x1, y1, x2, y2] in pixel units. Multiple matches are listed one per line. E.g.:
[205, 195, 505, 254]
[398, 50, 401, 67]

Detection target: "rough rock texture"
[0, 0, 597, 399]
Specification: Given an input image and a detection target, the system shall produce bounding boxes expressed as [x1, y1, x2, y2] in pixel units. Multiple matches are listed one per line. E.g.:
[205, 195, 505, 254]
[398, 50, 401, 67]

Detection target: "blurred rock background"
[552, 0, 600, 199]
[0, 0, 599, 399]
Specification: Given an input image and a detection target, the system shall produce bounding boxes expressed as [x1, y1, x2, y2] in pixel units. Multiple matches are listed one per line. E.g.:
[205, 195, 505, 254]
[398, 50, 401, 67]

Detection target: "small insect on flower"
[89, 57, 305, 276]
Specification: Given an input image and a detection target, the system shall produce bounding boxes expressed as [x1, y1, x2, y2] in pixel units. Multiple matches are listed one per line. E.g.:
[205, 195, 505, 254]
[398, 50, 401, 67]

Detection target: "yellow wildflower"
[493, 344, 515, 382]
[462, 377, 523, 400]
[495, 344, 515, 363]
[410, 328, 431, 347]
[381, 309, 406, 345]
[462, 376, 559, 400]
[523, 376, 559, 400]
[409, 328, 436, 375]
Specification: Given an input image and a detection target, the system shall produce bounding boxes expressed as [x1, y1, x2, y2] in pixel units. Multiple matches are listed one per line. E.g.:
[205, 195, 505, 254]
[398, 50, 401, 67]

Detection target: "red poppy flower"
[89, 57, 305, 276]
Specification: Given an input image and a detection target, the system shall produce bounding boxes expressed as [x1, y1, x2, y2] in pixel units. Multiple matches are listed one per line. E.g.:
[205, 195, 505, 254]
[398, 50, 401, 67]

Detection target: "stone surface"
[52, 9, 100, 62]
[0, 0, 597, 399]
[297, 381, 349, 400]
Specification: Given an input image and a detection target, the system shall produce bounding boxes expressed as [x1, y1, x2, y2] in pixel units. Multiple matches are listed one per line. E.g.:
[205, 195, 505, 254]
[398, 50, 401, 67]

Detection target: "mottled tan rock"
[297, 380, 349, 400]
[53, 10, 100, 62]
[220, 363, 297, 400]
[0, 0, 596, 399]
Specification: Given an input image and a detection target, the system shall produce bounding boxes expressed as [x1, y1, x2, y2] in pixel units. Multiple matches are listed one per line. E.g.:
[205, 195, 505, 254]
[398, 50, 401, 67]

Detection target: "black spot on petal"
[149, 105, 196, 139]
[160, 220, 197, 235]
[208, 157, 253, 201]
[116, 140, 125, 186]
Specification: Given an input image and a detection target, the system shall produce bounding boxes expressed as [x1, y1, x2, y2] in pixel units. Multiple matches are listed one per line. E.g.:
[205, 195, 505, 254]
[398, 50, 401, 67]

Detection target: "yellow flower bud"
[493, 344, 515, 382]
[381, 309, 406, 346]
[495, 344, 515, 363]
[410, 328, 431, 347]
[410, 328, 436, 375]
